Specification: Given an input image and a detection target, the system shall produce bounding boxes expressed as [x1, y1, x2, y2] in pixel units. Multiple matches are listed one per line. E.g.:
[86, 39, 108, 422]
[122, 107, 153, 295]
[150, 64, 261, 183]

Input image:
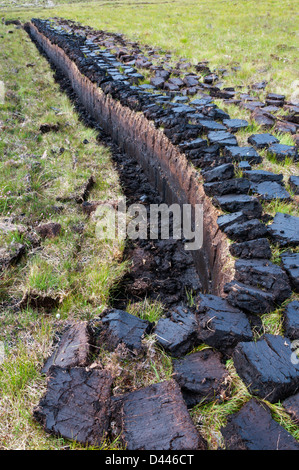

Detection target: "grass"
[0, 0, 298, 450]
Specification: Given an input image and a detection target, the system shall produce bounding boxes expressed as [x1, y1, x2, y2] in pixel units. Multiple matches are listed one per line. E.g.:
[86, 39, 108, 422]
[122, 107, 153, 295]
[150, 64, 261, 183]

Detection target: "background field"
[1, 0, 299, 97]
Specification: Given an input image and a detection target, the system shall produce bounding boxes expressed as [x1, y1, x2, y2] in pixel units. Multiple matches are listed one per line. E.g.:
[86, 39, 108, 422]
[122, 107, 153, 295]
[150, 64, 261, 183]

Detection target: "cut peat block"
[217, 211, 248, 231]
[267, 143, 298, 162]
[267, 213, 299, 247]
[202, 163, 234, 183]
[212, 194, 263, 218]
[229, 238, 272, 259]
[223, 219, 267, 242]
[224, 258, 292, 314]
[283, 392, 299, 425]
[196, 294, 253, 355]
[179, 137, 207, 152]
[94, 309, 152, 353]
[223, 118, 249, 133]
[281, 252, 299, 293]
[197, 119, 226, 132]
[283, 301, 299, 341]
[110, 380, 206, 450]
[203, 178, 250, 197]
[224, 280, 276, 314]
[33, 367, 113, 447]
[154, 306, 198, 357]
[172, 349, 229, 407]
[207, 130, 238, 147]
[221, 399, 299, 450]
[233, 334, 299, 403]
[243, 169, 283, 183]
[243, 168, 289, 201]
[238, 161, 252, 171]
[224, 145, 262, 164]
[42, 322, 91, 375]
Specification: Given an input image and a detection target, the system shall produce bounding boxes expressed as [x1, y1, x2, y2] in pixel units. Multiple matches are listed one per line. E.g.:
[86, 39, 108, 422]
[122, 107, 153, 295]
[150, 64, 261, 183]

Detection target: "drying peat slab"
[110, 380, 206, 450]
[203, 177, 250, 197]
[25, 17, 299, 144]
[172, 349, 229, 407]
[267, 143, 298, 162]
[233, 335, 299, 403]
[247, 133, 279, 149]
[268, 213, 299, 246]
[223, 219, 267, 243]
[233, 258, 292, 304]
[289, 175, 299, 194]
[0, 244, 25, 272]
[229, 237, 272, 259]
[34, 367, 114, 447]
[283, 301, 299, 340]
[281, 252, 299, 293]
[212, 194, 263, 219]
[222, 399, 299, 450]
[224, 254, 293, 315]
[224, 280, 277, 314]
[243, 169, 291, 201]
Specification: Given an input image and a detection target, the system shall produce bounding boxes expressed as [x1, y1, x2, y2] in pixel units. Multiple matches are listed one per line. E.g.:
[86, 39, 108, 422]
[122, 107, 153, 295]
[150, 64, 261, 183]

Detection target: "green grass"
[191, 359, 299, 449]
[2, 0, 299, 96]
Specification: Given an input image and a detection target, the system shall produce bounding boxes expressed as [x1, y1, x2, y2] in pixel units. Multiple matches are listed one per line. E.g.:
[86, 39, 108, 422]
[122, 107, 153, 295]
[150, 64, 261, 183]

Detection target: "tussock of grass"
[127, 298, 164, 323]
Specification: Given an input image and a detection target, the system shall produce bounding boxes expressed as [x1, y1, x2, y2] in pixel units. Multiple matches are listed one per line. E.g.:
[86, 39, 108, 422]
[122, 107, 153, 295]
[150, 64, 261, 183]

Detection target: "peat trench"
[20, 18, 299, 450]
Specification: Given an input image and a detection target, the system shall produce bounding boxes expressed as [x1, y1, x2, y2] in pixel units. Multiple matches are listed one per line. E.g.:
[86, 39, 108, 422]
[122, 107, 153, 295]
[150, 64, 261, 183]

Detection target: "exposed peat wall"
[21, 18, 299, 451]
[25, 20, 232, 295]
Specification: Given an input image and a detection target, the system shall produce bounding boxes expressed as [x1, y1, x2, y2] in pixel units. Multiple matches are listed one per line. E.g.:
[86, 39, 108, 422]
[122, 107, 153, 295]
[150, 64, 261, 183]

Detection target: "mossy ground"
[0, 1, 298, 450]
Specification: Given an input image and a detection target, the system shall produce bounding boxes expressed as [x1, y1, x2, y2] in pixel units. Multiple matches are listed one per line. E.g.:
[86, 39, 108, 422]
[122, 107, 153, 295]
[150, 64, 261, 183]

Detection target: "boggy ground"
[2, 15, 297, 448]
